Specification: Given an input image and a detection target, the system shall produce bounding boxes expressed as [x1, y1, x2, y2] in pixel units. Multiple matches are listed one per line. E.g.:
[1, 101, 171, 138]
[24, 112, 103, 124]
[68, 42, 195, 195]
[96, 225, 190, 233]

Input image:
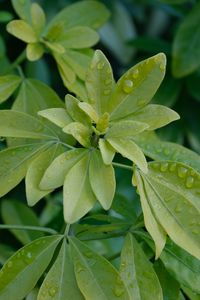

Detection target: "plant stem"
[0, 224, 58, 235]
[112, 162, 133, 171]
[59, 142, 75, 150]
[64, 224, 71, 236]
[3, 49, 27, 75]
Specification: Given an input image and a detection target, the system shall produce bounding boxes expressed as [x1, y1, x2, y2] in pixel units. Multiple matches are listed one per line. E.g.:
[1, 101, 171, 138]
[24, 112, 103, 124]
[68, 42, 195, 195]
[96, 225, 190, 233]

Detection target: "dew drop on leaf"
[122, 80, 133, 93]
[132, 69, 139, 79]
[178, 167, 188, 178]
[169, 163, 176, 172]
[7, 261, 13, 268]
[185, 176, 194, 188]
[97, 62, 105, 70]
[160, 162, 168, 172]
[48, 287, 57, 297]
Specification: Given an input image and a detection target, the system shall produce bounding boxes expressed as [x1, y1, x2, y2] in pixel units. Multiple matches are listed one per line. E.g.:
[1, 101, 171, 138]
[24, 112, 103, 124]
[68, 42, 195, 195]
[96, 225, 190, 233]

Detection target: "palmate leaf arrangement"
[0, 1, 199, 300]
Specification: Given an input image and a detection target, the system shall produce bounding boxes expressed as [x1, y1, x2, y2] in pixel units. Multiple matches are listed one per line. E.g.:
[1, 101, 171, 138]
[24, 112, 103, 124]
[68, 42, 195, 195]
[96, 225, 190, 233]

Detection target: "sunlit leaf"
[122, 104, 180, 130]
[135, 161, 200, 259]
[26, 143, 64, 206]
[30, 3, 46, 36]
[89, 150, 116, 210]
[86, 50, 114, 115]
[120, 233, 163, 300]
[69, 236, 130, 299]
[0, 235, 62, 300]
[63, 122, 91, 148]
[11, 0, 31, 22]
[38, 240, 84, 300]
[106, 120, 149, 139]
[108, 138, 148, 173]
[0, 110, 56, 140]
[38, 108, 72, 128]
[64, 154, 96, 223]
[0, 142, 48, 197]
[98, 138, 115, 165]
[1, 200, 43, 245]
[26, 43, 44, 61]
[40, 149, 88, 190]
[7, 20, 37, 43]
[0, 75, 21, 104]
[109, 53, 166, 121]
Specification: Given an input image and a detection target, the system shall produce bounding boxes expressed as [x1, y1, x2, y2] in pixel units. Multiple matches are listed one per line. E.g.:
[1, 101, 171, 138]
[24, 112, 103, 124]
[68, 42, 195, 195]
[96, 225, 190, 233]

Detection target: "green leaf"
[160, 240, 200, 294]
[0, 110, 56, 140]
[133, 172, 166, 258]
[135, 161, 200, 260]
[64, 154, 96, 223]
[89, 150, 116, 210]
[11, 0, 31, 22]
[26, 43, 45, 61]
[78, 102, 99, 123]
[54, 26, 99, 49]
[186, 71, 200, 102]
[111, 194, 137, 222]
[133, 132, 200, 172]
[0, 75, 21, 104]
[0, 235, 62, 300]
[40, 149, 88, 190]
[38, 240, 84, 300]
[26, 143, 64, 206]
[53, 53, 76, 84]
[108, 138, 148, 173]
[65, 94, 90, 126]
[30, 3, 46, 36]
[0, 11, 13, 23]
[181, 286, 200, 300]
[1, 200, 43, 245]
[154, 260, 180, 300]
[62, 49, 92, 81]
[7, 20, 37, 43]
[69, 236, 130, 299]
[86, 50, 115, 115]
[172, 1, 200, 77]
[122, 104, 180, 131]
[12, 78, 64, 116]
[120, 234, 163, 300]
[45, 1, 110, 33]
[98, 138, 115, 165]
[38, 108, 72, 128]
[63, 122, 91, 148]
[106, 120, 149, 139]
[0, 143, 48, 197]
[109, 53, 166, 121]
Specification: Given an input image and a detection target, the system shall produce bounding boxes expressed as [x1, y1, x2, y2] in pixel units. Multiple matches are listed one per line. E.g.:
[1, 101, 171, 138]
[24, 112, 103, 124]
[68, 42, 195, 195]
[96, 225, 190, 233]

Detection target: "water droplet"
[137, 99, 146, 106]
[160, 162, 168, 172]
[7, 261, 13, 268]
[122, 80, 133, 93]
[26, 252, 32, 259]
[190, 170, 196, 176]
[164, 148, 170, 155]
[169, 163, 176, 172]
[185, 176, 194, 188]
[104, 78, 111, 85]
[152, 163, 160, 169]
[192, 229, 198, 235]
[97, 61, 105, 70]
[48, 287, 57, 297]
[103, 89, 111, 95]
[132, 69, 139, 79]
[178, 167, 187, 178]
[156, 148, 162, 153]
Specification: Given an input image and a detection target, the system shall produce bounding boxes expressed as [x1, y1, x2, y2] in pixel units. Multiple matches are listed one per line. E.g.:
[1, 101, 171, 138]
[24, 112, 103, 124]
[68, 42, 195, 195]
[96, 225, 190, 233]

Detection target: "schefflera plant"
[38, 50, 179, 224]
[6, 0, 109, 98]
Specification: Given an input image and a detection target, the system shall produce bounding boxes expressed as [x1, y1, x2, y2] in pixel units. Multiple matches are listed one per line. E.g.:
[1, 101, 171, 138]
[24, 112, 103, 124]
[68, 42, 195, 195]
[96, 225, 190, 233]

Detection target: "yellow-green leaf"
[64, 154, 96, 223]
[109, 53, 166, 121]
[40, 149, 88, 190]
[38, 108, 72, 128]
[26, 43, 44, 61]
[120, 234, 163, 300]
[69, 236, 130, 300]
[63, 122, 91, 148]
[106, 120, 149, 139]
[89, 150, 116, 209]
[38, 240, 84, 300]
[26, 143, 64, 206]
[65, 94, 90, 126]
[98, 138, 115, 165]
[0, 75, 21, 104]
[86, 50, 115, 115]
[7, 20, 37, 43]
[108, 138, 148, 173]
[31, 3, 46, 36]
